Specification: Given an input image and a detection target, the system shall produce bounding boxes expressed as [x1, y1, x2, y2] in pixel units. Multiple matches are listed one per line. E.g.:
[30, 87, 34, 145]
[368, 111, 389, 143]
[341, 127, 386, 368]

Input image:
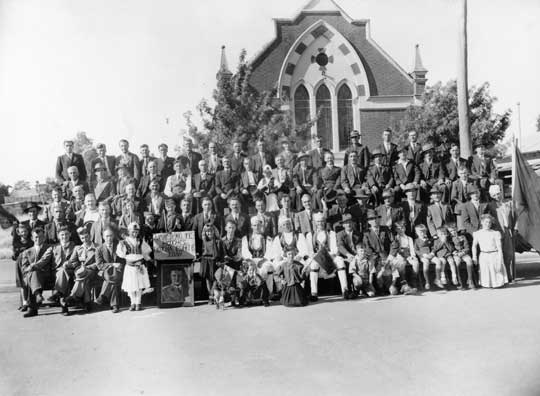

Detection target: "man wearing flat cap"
[344, 130, 370, 169]
[366, 148, 394, 206]
[399, 183, 426, 237]
[56, 140, 87, 184]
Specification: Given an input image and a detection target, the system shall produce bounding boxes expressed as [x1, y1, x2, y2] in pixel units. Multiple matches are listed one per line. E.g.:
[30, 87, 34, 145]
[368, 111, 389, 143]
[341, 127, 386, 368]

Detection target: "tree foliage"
[73, 131, 98, 167]
[185, 49, 315, 156]
[13, 180, 31, 191]
[397, 80, 511, 156]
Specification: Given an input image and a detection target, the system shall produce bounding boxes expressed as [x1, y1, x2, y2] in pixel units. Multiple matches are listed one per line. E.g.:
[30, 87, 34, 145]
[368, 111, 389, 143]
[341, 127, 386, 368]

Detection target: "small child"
[117, 222, 152, 311]
[448, 222, 475, 289]
[279, 246, 308, 307]
[13, 224, 34, 311]
[200, 223, 222, 304]
[414, 224, 443, 290]
[240, 259, 270, 307]
[387, 220, 419, 295]
[212, 264, 241, 310]
[349, 242, 376, 297]
[432, 226, 459, 288]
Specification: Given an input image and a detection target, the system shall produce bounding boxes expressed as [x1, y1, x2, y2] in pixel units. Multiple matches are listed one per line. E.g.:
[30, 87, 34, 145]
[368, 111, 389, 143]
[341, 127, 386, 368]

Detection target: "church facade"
[246, 0, 427, 152]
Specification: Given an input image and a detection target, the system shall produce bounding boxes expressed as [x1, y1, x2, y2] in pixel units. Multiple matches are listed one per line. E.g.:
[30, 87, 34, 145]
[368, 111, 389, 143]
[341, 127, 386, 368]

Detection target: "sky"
[0, 0, 539, 185]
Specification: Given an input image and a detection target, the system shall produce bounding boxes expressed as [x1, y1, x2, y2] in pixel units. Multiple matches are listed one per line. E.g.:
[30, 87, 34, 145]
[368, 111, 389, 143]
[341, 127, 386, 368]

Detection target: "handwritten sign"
[153, 231, 196, 261]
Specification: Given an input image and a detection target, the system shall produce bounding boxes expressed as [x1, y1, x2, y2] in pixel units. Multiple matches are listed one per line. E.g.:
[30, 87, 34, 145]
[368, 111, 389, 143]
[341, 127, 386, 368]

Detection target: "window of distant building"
[316, 84, 333, 150]
[293, 84, 310, 126]
[337, 84, 353, 151]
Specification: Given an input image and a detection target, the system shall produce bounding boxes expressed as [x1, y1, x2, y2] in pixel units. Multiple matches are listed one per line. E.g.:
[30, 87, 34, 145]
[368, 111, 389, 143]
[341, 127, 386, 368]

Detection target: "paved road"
[2, 255, 540, 396]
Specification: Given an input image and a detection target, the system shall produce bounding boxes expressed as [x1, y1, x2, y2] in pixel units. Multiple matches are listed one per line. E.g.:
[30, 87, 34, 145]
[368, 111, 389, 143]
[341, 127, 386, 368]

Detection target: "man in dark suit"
[62, 166, 90, 201]
[90, 202, 118, 245]
[418, 144, 447, 202]
[375, 189, 403, 231]
[444, 143, 468, 194]
[340, 151, 367, 198]
[327, 191, 351, 232]
[291, 152, 318, 211]
[213, 157, 240, 215]
[95, 228, 124, 313]
[336, 214, 362, 262]
[115, 139, 140, 182]
[50, 225, 76, 315]
[180, 137, 203, 175]
[56, 140, 87, 183]
[90, 143, 116, 183]
[93, 163, 116, 204]
[177, 198, 195, 231]
[192, 197, 223, 249]
[139, 144, 156, 178]
[192, 159, 216, 212]
[19, 203, 47, 234]
[426, 187, 454, 237]
[393, 147, 421, 200]
[239, 157, 261, 211]
[363, 209, 393, 266]
[224, 196, 249, 238]
[377, 128, 398, 168]
[461, 188, 488, 237]
[253, 197, 277, 238]
[250, 139, 275, 174]
[294, 193, 315, 235]
[137, 160, 163, 199]
[404, 130, 423, 165]
[468, 144, 500, 200]
[399, 184, 426, 237]
[366, 148, 394, 206]
[229, 140, 246, 173]
[156, 143, 176, 180]
[45, 206, 77, 245]
[308, 135, 329, 170]
[316, 152, 341, 210]
[20, 227, 53, 317]
[343, 130, 370, 169]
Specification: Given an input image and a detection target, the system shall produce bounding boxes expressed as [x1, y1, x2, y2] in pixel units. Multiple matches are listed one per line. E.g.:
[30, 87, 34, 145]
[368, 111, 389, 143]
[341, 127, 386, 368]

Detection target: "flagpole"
[511, 138, 518, 281]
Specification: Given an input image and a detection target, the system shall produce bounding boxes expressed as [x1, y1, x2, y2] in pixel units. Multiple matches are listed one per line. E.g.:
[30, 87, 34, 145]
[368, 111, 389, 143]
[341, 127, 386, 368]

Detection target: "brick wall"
[359, 109, 406, 150]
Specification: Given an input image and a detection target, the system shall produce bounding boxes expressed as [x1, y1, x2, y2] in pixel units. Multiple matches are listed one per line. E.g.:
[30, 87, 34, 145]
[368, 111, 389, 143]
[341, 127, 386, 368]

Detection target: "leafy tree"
[73, 131, 98, 169]
[13, 180, 31, 191]
[397, 80, 511, 158]
[185, 49, 315, 156]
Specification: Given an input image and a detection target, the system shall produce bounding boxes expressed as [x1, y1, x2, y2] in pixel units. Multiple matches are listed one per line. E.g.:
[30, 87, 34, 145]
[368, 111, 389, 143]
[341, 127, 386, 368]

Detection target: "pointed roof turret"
[216, 45, 233, 80]
[413, 44, 427, 73]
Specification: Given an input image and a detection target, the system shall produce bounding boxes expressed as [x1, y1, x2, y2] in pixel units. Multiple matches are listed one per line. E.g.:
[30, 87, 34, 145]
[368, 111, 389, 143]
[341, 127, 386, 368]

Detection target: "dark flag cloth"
[0, 205, 17, 230]
[514, 146, 540, 252]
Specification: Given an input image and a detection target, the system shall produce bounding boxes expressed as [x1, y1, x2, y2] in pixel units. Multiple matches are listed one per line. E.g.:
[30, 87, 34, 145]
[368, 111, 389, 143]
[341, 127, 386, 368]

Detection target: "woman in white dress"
[471, 214, 508, 288]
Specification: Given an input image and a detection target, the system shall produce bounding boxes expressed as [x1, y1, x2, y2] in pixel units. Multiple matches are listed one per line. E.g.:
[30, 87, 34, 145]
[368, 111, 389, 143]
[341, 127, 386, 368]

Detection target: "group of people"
[12, 128, 515, 317]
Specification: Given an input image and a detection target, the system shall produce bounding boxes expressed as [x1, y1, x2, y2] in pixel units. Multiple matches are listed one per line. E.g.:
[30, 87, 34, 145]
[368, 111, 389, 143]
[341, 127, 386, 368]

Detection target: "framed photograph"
[157, 261, 194, 308]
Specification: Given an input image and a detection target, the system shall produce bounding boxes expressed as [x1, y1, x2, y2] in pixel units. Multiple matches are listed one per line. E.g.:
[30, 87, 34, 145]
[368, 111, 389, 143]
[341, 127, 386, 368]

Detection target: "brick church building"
[225, 0, 428, 153]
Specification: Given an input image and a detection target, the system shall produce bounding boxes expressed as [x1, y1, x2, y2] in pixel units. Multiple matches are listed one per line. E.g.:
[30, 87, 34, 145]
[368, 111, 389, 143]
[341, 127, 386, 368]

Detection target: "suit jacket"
[90, 219, 118, 245]
[308, 147, 330, 170]
[400, 200, 427, 236]
[404, 143, 423, 165]
[318, 166, 341, 190]
[327, 205, 351, 232]
[52, 242, 76, 270]
[137, 175, 164, 199]
[115, 152, 140, 181]
[68, 243, 98, 271]
[62, 180, 90, 201]
[56, 153, 87, 183]
[214, 169, 240, 196]
[450, 180, 476, 205]
[366, 164, 394, 189]
[363, 229, 392, 259]
[377, 143, 398, 167]
[461, 201, 488, 235]
[419, 161, 445, 186]
[90, 156, 116, 182]
[485, 200, 514, 233]
[224, 213, 249, 238]
[340, 164, 366, 190]
[95, 243, 125, 283]
[250, 152, 276, 174]
[139, 156, 157, 178]
[375, 204, 403, 229]
[45, 221, 78, 245]
[192, 173, 216, 197]
[255, 213, 277, 238]
[444, 157, 468, 182]
[143, 193, 166, 215]
[294, 210, 315, 235]
[21, 244, 54, 272]
[272, 168, 292, 189]
[343, 145, 370, 169]
[393, 161, 420, 186]
[20, 219, 47, 233]
[240, 170, 261, 190]
[93, 180, 116, 204]
[180, 151, 203, 175]
[469, 155, 497, 180]
[426, 202, 453, 237]
[156, 156, 176, 180]
[229, 153, 247, 173]
[336, 230, 362, 258]
[176, 213, 195, 232]
[292, 165, 318, 189]
[206, 154, 222, 174]
[192, 211, 223, 242]
[278, 151, 297, 170]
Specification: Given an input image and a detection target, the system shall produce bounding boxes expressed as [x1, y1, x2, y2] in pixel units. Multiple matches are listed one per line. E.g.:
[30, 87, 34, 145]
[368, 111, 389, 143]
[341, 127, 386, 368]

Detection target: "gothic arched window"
[294, 85, 310, 126]
[316, 84, 333, 150]
[337, 84, 353, 151]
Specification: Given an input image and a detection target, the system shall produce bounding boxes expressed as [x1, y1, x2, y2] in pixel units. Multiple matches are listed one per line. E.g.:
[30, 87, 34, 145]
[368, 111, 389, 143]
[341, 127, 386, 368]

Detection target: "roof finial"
[413, 44, 427, 73]
[217, 45, 233, 81]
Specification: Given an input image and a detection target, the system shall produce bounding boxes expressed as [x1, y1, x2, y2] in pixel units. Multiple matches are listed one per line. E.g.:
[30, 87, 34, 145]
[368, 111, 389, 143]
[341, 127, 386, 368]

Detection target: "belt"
[480, 250, 497, 253]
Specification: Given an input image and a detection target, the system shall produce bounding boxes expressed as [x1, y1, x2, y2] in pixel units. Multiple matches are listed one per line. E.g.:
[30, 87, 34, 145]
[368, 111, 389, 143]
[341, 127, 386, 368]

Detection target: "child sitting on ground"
[447, 222, 476, 289]
[349, 242, 376, 297]
[414, 224, 443, 290]
[240, 259, 270, 307]
[212, 263, 241, 310]
[432, 226, 459, 289]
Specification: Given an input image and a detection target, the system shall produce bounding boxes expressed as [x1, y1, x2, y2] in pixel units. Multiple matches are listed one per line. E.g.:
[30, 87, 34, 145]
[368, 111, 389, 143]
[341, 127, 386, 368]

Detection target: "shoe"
[434, 280, 445, 289]
[20, 304, 28, 312]
[468, 281, 477, 290]
[343, 290, 351, 300]
[367, 291, 375, 297]
[135, 304, 142, 311]
[61, 306, 69, 316]
[389, 285, 399, 295]
[85, 303, 93, 312]
[112, 306, 120, 313]
[452, 276, 459, 286]
[23, 308, 38, 318]
[35, 294, 44, 306]
[129, 305, 136, 311]
[95, 296, 106, 306]
[309, 294, 319, 302]
[457, 283, 463, 290]
[47, 293, 59, 303]
[263, 301, 270, 307]
[402, 285, 417, 295]
[64, 296, 76, 306]
[208, 298, 214, 305]
[424, 282, 431, 290]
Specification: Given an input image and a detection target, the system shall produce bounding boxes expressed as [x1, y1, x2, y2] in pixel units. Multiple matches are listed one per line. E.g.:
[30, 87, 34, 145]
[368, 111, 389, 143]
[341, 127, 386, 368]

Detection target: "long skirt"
[478, 251, 508, 288]
[121, 265, 150, 293]
[280, 283, 308, 307]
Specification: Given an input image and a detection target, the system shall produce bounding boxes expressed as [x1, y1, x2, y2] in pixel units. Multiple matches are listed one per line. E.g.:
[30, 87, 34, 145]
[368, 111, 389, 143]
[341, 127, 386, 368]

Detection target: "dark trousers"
[23, 270, 49, 309]
[98, 281, 121, 307]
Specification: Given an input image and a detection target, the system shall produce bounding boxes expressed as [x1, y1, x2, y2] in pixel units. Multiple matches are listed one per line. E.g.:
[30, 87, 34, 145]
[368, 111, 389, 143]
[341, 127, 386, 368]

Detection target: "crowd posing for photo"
[12, 128, 515, 317]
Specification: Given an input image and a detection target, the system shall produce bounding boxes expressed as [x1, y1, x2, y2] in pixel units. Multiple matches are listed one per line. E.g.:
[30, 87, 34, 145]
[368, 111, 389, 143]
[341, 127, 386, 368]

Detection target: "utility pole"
[517, 102, 522, 150]
[457, 0, 472, 158]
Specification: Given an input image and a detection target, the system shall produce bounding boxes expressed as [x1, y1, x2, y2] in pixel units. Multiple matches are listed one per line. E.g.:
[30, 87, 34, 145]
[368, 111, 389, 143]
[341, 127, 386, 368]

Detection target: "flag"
[0, 205, 17, 230]
[513, 145, 540, 252]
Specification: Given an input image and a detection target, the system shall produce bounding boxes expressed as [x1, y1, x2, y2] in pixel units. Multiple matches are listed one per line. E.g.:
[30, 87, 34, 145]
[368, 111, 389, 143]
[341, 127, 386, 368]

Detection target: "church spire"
[216, 45, 233, 81]
[413, 44, 427, 73]
[411, 44, 428, 97]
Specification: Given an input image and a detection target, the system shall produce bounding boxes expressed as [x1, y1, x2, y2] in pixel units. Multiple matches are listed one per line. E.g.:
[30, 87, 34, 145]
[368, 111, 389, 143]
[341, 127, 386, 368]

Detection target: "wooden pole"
[511, 138, 518, 281]
[457, 0, 472, 158]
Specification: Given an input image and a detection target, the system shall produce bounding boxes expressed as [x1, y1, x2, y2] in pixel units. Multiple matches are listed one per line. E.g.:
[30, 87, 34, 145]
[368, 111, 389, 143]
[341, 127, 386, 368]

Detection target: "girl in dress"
[472, 214, 508, 288]
[117, 222, 152, 311]
[279, 246, 308, 307]
[200, 223, 222, 304]
[13, 224, 33, 311]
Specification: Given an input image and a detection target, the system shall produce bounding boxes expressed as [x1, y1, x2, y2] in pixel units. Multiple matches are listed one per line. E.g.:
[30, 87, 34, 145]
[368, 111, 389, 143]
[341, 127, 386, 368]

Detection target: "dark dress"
[13, 239, 34, 288]
[200, 237, 221, 281]
[280, 260, 308, 307]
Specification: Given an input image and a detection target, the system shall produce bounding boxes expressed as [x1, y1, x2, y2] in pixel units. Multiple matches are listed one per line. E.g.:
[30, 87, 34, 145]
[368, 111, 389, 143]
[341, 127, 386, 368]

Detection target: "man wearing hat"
[115, 139, 140, 182]
[308, 135, 329, 170]
[213, 157, 240, 215]
[469, 144, 500, 201]
[344, 130, 370, 169]
[250, 138, 275, 174]
[375, 189, 403, 231]
[291, 152, 318, 211]
[229, 139, 246, 173]
[93, 162, 116, 204]
[327, 190, 351, 232]
[376, 128, 398, 168]
[400, 183, 426, 237]
[91, 143, 115, 183]
[341, 151, 367, 199]
[19, 203, 47, 237]
[138, 144, 157, 178]
[366, 148, 394, 206]
[419, 143, 447, 202]
[393, 146, 421, 200]
[426, 186, 453, 237]
[348, 190, 370, 234]
[336, 214, 362, 264]
[278, 137, 297, 170]
[316, 152, 341, 211]
[460, 187, 488, 237]
[156, 143, 175, 180]
[404, 130, 423, 165]
[55, 140, 88, 184]
[179, 137, 203, 175]
[20, 227, 53, 317]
